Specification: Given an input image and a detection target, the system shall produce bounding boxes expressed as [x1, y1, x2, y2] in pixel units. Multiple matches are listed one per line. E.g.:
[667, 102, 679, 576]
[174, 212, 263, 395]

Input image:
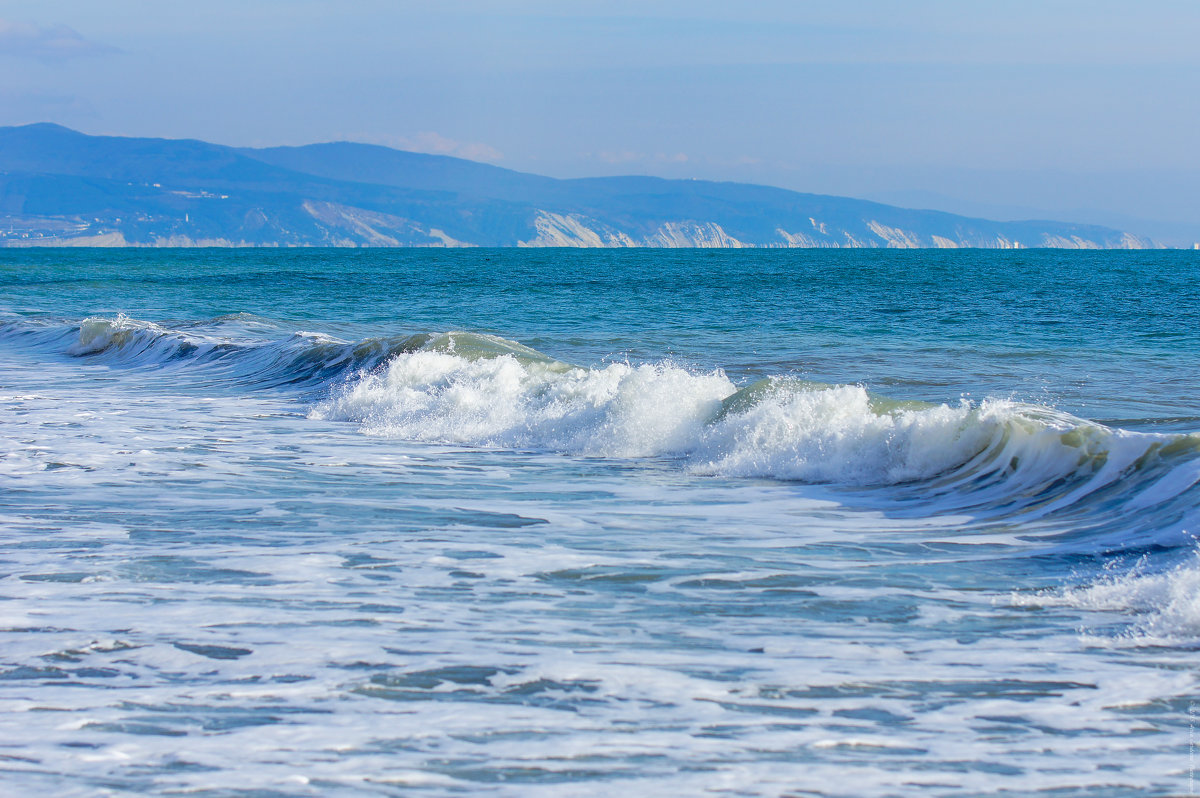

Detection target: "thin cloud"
[596, 149, 644, 164]
[0, 88, 97, 119]
[591, 150, 690, 166]
[0, 19, 117, 61]
[406, 131, 504, 162]
[362, 131, 504, 162]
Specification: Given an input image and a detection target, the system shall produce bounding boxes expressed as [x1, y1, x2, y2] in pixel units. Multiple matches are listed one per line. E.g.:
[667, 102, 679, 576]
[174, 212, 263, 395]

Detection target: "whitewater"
[0, 248, 1198, 796]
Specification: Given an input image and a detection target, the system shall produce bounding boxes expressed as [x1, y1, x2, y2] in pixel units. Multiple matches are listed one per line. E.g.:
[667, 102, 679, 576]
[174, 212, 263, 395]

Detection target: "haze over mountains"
[0, 124, 1161, 249]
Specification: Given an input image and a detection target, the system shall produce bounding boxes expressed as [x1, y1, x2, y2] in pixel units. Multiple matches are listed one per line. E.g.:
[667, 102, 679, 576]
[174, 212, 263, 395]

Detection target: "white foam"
[1018, 551, 1200, 644]
[312, 350, 1162, 487]
[693, 384, 991, 482]
[313, 352, 733, 460]
[1, 338, 1195, 797]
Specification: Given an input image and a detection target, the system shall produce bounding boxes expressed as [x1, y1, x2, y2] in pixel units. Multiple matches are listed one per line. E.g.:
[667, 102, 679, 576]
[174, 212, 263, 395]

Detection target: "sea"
[0, 248, 1197, 796]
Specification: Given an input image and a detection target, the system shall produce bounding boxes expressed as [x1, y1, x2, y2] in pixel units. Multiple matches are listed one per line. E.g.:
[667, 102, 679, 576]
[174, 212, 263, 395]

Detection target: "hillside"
[0, 124, 1155, 248]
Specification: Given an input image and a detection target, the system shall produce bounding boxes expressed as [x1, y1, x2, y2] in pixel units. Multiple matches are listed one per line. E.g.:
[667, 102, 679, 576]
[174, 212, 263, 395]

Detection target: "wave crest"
[314, 351, 733, 460]
[310, 342, 1188, 494]
[67, 314, 209, 360]
[6, 315, 1198, 508]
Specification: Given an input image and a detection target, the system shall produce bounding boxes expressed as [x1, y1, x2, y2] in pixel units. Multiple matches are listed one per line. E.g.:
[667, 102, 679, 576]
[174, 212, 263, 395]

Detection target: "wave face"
[1, 313, 437, 390]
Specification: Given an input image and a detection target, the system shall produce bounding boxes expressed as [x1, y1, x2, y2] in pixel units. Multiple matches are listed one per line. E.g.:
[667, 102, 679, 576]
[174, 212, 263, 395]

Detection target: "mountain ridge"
[0, 124, 1159, 249]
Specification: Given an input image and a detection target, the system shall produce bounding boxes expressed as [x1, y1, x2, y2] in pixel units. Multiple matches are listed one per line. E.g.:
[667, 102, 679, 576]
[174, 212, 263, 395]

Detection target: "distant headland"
[0, 123, 1161, 249]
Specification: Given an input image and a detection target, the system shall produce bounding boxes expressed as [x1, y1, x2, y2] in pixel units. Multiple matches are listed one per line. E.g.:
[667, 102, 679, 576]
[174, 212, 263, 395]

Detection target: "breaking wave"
[303, 331, 1200, 544]
[2, 313, 444, 390]
[293, 330, 1199, 562]
[5, 315, 1198, 537]
[6, 313, 1200, 641]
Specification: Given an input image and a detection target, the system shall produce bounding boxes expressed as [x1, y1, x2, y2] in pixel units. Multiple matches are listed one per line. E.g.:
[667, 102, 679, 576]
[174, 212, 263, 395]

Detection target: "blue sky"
[2, 1, 1198, 238]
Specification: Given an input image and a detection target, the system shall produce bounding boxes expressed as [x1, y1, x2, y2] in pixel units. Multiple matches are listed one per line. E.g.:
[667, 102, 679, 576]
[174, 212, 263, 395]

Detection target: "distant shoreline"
[0, 123, 1174, 250]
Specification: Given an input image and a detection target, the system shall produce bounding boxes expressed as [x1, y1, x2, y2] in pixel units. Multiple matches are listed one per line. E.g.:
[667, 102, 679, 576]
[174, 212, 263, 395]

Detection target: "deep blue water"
[0, 248, 1197, 796]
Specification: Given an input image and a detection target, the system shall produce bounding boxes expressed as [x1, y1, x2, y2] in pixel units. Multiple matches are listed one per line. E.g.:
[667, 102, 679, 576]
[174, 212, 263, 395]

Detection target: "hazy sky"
[2, 1, 1198, 234]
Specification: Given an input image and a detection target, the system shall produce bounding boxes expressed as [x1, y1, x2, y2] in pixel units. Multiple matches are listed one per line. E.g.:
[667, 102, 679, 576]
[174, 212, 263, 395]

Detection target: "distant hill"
[0, 123, 1158, 248]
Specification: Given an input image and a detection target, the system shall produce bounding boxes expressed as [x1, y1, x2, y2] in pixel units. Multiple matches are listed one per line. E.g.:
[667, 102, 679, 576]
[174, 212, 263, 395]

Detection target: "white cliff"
[519, 212, 747, 248]
[518, 212, 636, 247]
[302, 200, 472, 247]
[866, 221, 924, 248]
[647, 221, 747, 248]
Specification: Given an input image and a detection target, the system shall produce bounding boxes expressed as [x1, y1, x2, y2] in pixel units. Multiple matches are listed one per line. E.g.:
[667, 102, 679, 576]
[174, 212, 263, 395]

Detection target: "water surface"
[1, 248, 1197, 796]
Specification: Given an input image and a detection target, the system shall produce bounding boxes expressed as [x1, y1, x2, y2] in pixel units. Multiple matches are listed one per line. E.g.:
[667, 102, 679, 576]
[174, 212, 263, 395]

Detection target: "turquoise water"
[1, 249, 1198, 795]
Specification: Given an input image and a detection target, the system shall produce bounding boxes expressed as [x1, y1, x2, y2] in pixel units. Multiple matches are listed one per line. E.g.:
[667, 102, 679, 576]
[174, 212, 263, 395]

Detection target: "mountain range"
[0, 123, 1159, 249]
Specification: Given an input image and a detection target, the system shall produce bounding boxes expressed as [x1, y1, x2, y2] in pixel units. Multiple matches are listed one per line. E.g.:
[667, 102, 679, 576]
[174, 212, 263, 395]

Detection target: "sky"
[2, 1, 1198, 240]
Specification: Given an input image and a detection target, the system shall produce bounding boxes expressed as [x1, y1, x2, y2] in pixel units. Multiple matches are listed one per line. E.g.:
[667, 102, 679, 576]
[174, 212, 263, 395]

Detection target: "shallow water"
[1, 248, 1198, 796]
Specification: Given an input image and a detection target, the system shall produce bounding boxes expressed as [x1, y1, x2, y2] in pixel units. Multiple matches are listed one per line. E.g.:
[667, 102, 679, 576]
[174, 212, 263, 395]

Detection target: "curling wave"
[6, 315, 1199, 538]
[311, 333, 1200, 534]
[2, 313, 440, 390]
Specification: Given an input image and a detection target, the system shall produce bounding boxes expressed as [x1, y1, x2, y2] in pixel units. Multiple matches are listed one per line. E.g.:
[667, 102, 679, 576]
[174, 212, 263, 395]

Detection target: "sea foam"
[17, 314, 1200, 500]
[1015, 551, 1200, 645]
[310, 339, 1193, 491]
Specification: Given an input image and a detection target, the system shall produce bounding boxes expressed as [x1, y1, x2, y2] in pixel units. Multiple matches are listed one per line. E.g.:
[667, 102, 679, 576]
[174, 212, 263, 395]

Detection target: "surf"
[8, 313, 1198, 550]
[304, 331, 1200, 542]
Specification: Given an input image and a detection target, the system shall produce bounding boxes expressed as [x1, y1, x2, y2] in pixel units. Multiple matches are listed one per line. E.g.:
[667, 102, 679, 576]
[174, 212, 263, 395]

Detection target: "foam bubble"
[1018, 552, 1200, 644]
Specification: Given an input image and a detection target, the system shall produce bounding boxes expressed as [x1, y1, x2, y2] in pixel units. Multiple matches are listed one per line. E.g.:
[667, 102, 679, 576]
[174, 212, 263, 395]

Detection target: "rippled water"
[1, 248, 1198, 796]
